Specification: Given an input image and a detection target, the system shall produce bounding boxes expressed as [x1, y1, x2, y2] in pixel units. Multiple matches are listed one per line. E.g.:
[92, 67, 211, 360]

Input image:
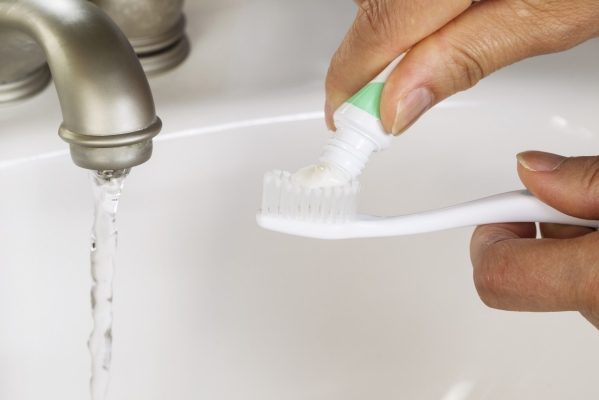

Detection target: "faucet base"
[0, 64, 51, 104]
[70, 140, 153, 171]
[128, 14, 189, 76]
[59, 117, 162, 170]
[139, 35, 190, 77]
[129, 14, 187, 54]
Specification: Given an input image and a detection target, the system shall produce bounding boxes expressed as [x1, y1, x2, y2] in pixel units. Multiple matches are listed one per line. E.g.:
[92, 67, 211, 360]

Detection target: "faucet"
[90, 0, 189, 76]
[0, 0, 162, 170]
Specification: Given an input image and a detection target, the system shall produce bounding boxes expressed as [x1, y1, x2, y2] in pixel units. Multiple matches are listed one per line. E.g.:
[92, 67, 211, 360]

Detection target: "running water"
[88, 168, 130, 400]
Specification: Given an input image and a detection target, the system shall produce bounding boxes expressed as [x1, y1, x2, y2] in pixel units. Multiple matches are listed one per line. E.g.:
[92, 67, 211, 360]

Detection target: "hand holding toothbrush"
[472, 151, 599, 330]
[259, 151, 599, 330]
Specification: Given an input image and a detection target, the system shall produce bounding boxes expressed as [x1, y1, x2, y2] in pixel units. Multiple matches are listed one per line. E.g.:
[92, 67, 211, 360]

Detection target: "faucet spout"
[0, 0, 162, 170]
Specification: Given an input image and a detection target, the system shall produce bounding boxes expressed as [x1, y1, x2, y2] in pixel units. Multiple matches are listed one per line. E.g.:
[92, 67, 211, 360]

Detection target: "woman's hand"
[325, 1, 599, 329]
[471, 151, 599, 329]
[325, 0, 599, 134]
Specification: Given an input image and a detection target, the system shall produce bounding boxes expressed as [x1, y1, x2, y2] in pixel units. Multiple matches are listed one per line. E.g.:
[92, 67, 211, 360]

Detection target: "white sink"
[1, 1, 599, 399]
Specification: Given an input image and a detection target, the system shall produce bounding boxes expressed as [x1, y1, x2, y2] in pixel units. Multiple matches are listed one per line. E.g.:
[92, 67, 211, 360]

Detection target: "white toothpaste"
[293, 53, 407, 187]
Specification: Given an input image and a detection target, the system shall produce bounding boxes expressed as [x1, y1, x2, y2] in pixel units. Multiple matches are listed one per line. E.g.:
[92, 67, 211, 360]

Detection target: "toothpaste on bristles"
[260, 169, 361, 223]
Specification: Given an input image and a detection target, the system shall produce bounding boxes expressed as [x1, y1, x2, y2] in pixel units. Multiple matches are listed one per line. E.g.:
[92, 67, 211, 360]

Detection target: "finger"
[539, 223, 595, 239]
[517, 151, 599, 220]
[380, 0, 599, 134]
[470, 223, 599, 312]
[324, 0, 472, 130]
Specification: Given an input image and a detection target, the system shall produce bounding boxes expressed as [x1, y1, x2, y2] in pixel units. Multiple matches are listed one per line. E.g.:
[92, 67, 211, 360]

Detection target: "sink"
[1, 1, 599, 399]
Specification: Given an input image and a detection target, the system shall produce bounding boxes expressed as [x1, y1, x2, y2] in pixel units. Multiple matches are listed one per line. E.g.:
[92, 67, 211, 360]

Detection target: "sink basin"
[1, 1, 599, 399]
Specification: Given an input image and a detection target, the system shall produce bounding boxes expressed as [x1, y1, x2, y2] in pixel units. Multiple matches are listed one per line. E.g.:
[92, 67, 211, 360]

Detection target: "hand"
[325, 0, 599, 134]
[471, 151, 599, 330]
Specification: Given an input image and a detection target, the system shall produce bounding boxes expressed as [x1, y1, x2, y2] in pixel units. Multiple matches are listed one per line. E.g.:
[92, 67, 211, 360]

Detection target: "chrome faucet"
[90, 0, 189, 76]
[0, 0, 162, 170]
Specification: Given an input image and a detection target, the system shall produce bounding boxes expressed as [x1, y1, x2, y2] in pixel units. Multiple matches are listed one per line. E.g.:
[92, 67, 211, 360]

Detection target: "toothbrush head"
[260, 170, 361, 223]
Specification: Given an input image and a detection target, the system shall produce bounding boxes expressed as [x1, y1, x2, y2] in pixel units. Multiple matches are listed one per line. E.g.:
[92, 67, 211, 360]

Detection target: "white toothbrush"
[256, 170, 599, 240]
[258, 54, 599, 239]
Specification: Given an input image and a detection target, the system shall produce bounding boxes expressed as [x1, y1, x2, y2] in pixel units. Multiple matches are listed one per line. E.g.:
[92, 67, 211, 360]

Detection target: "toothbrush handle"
[355, 190, 599, 238]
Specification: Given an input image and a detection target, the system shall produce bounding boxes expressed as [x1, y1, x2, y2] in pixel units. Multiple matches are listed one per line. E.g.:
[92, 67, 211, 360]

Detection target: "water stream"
[88, 169, 130, 400]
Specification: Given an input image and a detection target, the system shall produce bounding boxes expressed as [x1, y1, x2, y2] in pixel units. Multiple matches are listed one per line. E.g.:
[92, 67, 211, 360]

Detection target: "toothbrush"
[258, 54, 599, 238]
[257, 173, 599, 239]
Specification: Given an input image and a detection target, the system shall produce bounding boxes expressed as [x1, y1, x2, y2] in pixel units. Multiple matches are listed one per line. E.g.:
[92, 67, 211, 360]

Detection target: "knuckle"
[512, 0, 599, 52]
[354, 0, 397, 49]
[473, 270, 501, 309]
[574, 239, 599, 315]
[472, 241, 514, 309]
[577, 273, 599, 317]
[579, 157, 599, 198]
[428, 31, 486, 91]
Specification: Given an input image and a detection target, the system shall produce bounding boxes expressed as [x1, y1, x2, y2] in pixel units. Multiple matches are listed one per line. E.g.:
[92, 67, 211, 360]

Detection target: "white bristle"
[331, 186, 343, 223]
[300, 187, 311, 220]
[260, 170, 361, 223]
[261, 172, 273, 213]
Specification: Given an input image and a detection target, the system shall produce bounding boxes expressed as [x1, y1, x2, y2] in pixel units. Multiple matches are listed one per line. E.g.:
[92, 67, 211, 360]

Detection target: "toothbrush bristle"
[260, 170, 361, 223]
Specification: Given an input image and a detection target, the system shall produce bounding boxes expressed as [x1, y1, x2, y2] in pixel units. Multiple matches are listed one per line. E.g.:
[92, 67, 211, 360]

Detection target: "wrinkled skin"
[325, 0, 599, 329]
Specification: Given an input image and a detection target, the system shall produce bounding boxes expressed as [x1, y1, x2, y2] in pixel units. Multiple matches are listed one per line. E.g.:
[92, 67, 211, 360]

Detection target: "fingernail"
[516, 151, 566, 172]
[392, 88, 432, 135]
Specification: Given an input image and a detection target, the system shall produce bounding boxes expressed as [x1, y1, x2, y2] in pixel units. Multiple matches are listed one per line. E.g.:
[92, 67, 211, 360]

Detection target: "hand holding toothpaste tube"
[325, 0, 599, 330]
[325, 0, 599, 135]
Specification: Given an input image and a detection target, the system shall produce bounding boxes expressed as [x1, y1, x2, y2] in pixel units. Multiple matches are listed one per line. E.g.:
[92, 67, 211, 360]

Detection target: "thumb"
[517, 151, 599, 220]
[324, 0, 473, 130]
[380, 0, 599, 135]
